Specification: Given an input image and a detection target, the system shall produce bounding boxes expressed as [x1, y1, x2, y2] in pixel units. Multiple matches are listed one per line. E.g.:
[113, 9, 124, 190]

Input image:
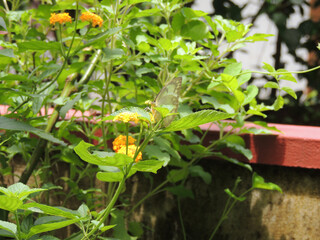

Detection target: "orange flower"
[80, 11, 103, 27]
[50, 13, 72, 25]
[117, 145, 142, 162]
[112, 135, 136, 152]
[113, 112, 140, 124]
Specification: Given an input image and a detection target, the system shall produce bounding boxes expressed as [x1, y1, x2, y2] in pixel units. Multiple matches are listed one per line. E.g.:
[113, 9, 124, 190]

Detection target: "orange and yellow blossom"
[113, 112, 140, 124]
[50, 13, 72, 25]
[80, 11, 103, 27]
[112, 135, 136, 152]
[117, 145, 142, 162]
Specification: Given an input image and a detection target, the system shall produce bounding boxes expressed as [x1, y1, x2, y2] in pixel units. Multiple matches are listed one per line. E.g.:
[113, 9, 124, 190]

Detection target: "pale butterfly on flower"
[146, 77, 182, 127]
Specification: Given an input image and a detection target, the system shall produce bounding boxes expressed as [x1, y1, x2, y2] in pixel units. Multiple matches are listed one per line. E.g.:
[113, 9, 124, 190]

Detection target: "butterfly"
[147, 77, 182, 127]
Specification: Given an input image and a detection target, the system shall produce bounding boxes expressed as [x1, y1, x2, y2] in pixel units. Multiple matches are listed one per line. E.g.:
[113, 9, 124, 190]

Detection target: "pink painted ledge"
[200, 123, 320, 169]
[2, 105, 320, 169]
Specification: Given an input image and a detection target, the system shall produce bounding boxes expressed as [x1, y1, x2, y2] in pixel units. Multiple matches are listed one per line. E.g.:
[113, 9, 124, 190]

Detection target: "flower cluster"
[113, 112, 140, 124]
[50, 13, 72, 25]
[112, 135, 142, 162]
[80, 11, 103, 27]
[112, 135, 136, 152]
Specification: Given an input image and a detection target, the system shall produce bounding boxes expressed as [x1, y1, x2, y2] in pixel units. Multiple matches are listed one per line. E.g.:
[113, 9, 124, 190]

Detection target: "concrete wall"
[127, 160, 320, 240]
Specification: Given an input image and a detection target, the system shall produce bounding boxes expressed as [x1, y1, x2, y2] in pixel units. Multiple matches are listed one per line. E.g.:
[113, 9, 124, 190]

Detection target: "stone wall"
[127, 159, 320, 240]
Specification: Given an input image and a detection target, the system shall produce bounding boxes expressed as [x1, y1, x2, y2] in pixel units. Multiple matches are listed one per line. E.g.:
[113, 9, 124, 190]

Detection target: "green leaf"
[6, 182, 46, 200]
[158, 38, 173, 51]
[189, 165, 212, 184]
[0, 116, 66, 146]
[137, 42, 150, 53]
[166, 185, 194, 199]
[0, 49, 15, 58]
[26, 219, 81, 238]
[181, 20, 208, 41]
[252, 172, 282, 193]
[17, 41, 60, 52]
[201, 95, 236, 114]
[163, 110, 234, 132]
[102, 48, 125, 61]
[60, 93, 82, 118]
[131, 160, 163, 173]
[281, 87, 297, 99]
[167, 169, 189, 183]
[224, 188, 246, 201]
[0, 196, 23, 211]
[243, 85, 258, 105]
[223, 62, 242, 76]
[0, 220, 17, 235]
[212, 152, 252, 171]
[20, 203, 79, 219]
[273, 95, 284, 111]
[264, 82, 279, 89]
[96, 171, 125, 182]
[262, 62, 275, 73]
[74, 141, 133, 167]
[0, 17, 7, 30]
[77, 27, 121, 52]
[144, 145, 170, 166]
[0, 74, 34, 82]
[110, 209, 134, 240]
[222, 135, 252, 160]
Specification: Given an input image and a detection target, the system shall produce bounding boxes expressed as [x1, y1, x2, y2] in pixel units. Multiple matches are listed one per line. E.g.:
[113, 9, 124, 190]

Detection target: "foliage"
[0, 0, 314, 239]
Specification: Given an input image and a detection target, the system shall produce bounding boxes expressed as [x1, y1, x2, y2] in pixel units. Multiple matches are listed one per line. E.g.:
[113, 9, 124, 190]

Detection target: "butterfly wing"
[154, 77, 182, 127]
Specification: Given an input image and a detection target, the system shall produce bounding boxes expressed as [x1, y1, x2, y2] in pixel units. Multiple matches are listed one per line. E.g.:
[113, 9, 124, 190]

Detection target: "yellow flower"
[117, 145, 142, 162]
[80, 11, 103, 27]
[50, 13, 72, 25]
[113, 112, 140, 124]
[113, 135, 136, 152]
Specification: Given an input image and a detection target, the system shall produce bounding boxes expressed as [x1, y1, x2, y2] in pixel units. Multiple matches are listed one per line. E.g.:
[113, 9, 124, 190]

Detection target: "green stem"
[82, 177, 126, 240]
[237, 64, 320, 77]
[14, 211, 21, 240]
[177, 198, 186, 240]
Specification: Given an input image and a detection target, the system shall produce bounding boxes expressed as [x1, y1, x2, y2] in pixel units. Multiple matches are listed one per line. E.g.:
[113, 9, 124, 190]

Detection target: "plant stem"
[82, 177, 126, 240]
[20, 50, 102, 184]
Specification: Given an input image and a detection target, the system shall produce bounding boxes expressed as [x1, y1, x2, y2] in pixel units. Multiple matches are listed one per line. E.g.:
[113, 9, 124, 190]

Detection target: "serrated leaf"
[96, 171, 125, 182]
[163, 110, 234, 132]
[167, 169, 189, 183]
[252, 172, 282, 193]
[189, 165, 212, 184]
[131, 160, 163, 173]
[0, 116, 66, 146]
[60, 93, 81, 118]
[0, 196, 23, 211]
[20, 203, 79, 219]
[0, 17, 7, 30]
[102, 48, 125, 61]
[0, 49, 15, 58]
[0, 220, 17, 235]
[26, 219, 81, 238]
[17, 41, 60, 52]
[74, 141, 133, 167]
[281, 87, 297, 99]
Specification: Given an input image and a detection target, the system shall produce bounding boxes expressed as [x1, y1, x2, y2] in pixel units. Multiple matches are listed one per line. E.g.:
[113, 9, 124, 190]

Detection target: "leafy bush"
[0, 0, 314, 239]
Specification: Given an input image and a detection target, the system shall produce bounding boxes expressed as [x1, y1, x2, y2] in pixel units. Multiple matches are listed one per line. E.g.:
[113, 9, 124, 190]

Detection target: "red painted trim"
[200, 123, 320, 169]
[2, 105, 320, 169]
